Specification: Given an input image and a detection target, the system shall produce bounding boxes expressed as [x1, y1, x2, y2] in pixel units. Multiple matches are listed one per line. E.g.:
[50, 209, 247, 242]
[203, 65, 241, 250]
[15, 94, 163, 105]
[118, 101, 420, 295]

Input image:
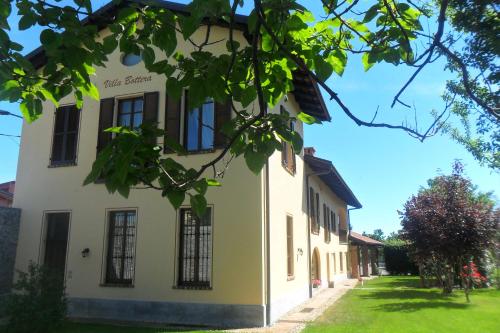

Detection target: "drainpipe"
[264, 159, 271, 326]
[347, 207, 361, 277]
[305, 169, 331, 298]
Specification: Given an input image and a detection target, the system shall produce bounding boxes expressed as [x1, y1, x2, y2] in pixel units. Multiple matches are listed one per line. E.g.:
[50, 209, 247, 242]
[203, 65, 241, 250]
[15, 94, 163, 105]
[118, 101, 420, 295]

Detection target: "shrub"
[383, 239, 418, 275]
[3, 262, 66, 333]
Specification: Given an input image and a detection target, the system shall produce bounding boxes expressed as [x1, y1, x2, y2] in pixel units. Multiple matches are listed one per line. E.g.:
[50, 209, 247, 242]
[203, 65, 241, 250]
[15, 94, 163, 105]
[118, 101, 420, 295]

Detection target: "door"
[43, 212, 70, 279]
[311, 248, 320, 280]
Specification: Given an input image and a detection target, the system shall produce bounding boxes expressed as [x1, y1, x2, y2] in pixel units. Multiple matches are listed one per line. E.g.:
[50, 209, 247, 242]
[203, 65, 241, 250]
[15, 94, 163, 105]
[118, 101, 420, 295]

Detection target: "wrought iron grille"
[178, 208, 212, 288]
[105, 211, 136, 285]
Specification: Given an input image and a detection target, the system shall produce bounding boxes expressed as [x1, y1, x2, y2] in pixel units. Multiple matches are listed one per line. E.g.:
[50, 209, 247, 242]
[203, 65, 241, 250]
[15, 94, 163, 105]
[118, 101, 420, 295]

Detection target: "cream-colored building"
[13, 1, 361, 328]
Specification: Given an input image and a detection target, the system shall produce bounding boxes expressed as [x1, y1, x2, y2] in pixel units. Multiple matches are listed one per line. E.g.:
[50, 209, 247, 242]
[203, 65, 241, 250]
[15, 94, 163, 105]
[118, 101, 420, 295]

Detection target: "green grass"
[304, 276, 500, 333]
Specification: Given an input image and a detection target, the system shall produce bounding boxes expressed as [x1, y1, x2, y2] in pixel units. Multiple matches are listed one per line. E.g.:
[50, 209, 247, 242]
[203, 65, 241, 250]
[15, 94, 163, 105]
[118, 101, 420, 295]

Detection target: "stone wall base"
[68, 297, 266, 328]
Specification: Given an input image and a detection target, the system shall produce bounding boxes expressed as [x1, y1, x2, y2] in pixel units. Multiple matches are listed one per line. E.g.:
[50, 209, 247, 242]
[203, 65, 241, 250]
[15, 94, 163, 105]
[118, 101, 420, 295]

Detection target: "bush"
[383, 240, 418, 275]
[3, 262, 66, 333]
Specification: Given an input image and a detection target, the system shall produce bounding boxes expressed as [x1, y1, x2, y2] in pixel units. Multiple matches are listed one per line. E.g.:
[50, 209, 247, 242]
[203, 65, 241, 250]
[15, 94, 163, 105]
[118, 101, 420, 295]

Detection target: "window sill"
[311, 230, 320, 235]
[281, 163, 296, 176]
[99, 283, 134, 288]
[48, 161, 77, 168]
[173, 285, 212, 290]
[287, 275, 295, 281]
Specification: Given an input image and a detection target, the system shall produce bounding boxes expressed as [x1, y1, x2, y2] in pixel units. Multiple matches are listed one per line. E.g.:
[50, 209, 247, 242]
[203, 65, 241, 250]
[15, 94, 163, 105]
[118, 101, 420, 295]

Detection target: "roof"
[26, 0, 331, 122]
[0, 190, 13, 200]
[304, 154, 362, 208]
[349, 231, 383, 246]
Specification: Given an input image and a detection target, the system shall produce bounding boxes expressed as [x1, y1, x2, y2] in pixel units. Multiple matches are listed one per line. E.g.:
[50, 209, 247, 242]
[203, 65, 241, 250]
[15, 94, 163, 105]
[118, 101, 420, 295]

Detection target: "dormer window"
[121, 52, 142, 66]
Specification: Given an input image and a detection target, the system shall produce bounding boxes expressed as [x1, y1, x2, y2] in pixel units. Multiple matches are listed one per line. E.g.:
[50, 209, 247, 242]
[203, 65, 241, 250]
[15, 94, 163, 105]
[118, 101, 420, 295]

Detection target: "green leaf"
[206, 179, 221, 187]
[244, 148, 267, 175]
[102, 35, 118, 54]
[190, 194, 207, 217]
[166, 190, 185, 209]
[362, 52, 375, 71]
[363, 5, 379, 23]
[193, 179, 208, 195]
[297, 112, 317, 125]
[18, 14, 35, 30]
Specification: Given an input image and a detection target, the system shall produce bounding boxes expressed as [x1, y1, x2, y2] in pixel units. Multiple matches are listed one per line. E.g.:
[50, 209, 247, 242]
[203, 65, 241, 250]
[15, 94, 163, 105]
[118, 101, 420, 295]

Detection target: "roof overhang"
[304, 154, 362, 208]
[25, 0, 330, 122]
[349, 231, 383, 246]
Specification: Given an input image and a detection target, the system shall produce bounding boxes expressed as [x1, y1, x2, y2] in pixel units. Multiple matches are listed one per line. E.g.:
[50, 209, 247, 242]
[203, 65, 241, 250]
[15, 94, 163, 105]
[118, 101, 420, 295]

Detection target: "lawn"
[304, 276, 500, 333]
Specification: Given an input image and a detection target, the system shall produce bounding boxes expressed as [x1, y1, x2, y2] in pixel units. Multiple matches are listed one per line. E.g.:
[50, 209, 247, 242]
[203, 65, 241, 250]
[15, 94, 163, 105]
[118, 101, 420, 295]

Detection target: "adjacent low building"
[0, 181, 15, 208]
[349, 232, 383, 278]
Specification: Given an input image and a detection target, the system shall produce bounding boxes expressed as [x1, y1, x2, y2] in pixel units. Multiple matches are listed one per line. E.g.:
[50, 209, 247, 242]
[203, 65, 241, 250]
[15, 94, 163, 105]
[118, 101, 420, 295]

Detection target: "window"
[331, 211, 336, 233]
[50, 105, 80, 166]
[316, 193, 321, 228]
[286, 215, 294, 279]
[184, 98, 215, 152]
[105, 211, 137, 285]
[339, 251, 344, 272]
[280, 106, 296, 174]
[310, 188, 319, 234]
[121, 53, 142, 66]
[117, 97, 144, 128]
[178, 207, 212, 288]
[324, 205, 331, 243]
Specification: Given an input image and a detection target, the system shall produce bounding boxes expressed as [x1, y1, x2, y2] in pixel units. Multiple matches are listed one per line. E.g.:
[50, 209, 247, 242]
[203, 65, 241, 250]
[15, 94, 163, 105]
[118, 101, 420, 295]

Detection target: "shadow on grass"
[378, 277, 423, 289]
[373, 301, 470, 313]
[358, 289, 458, 301]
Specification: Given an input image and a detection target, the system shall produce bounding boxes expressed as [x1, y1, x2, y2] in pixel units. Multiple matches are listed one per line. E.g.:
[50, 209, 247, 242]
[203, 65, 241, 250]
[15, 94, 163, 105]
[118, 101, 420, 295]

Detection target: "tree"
[0, 0, 498, 214]
[363, 228, 385, 242]
[400, 161, 497, 294]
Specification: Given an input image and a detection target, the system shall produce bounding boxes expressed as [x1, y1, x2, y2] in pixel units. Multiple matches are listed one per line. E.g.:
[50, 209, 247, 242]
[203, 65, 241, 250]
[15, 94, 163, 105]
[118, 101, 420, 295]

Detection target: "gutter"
[264, 159, 271, 326]
[305, 168, 331, 298]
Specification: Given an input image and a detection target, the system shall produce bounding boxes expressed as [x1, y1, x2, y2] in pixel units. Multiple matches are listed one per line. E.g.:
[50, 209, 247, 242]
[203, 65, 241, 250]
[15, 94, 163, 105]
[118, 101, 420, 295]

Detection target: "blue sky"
[0, 1, 498, 237]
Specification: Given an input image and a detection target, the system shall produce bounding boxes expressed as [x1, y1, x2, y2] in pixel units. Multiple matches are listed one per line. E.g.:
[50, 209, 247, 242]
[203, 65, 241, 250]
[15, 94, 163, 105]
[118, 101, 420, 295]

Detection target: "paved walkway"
[229, 278, 359, 333]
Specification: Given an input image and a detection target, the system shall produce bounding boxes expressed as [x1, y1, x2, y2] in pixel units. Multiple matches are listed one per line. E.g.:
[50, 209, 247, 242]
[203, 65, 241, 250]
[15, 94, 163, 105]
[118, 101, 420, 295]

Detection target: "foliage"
[383, 237, 418, 275]
[439, 0, 500, 170]
[363, 228, 385, 242]
[0, 0, 498, 214]
[304, 276, 500, 333]
[400, 161, 497, 293]
[3, 262, 67, 333]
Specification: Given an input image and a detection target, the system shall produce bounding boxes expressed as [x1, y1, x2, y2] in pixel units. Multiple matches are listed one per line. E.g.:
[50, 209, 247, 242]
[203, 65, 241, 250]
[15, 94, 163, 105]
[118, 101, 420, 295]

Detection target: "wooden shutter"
[214, 100, 231, 148]
[164, 93, 181, 153]
[143, 91, 159, 144]
[143, 92, 159, 125]
[287, 216, 294, 277]
[97, 98, 115, 154]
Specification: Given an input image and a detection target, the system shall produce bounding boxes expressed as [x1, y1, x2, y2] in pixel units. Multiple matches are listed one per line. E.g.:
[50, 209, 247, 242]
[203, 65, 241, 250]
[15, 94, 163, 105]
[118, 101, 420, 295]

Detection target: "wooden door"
[44, 212, 70, 279]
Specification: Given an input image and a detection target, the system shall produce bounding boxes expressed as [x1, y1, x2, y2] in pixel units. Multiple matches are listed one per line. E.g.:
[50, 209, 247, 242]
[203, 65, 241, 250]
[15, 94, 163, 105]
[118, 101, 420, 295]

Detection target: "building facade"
[13, 1, 362, 328]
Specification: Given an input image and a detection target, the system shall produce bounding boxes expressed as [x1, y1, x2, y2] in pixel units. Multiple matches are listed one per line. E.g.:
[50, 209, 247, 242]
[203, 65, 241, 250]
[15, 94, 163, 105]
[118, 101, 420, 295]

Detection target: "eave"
[25, 0, 331, 122]
[304, 154, 362, 208]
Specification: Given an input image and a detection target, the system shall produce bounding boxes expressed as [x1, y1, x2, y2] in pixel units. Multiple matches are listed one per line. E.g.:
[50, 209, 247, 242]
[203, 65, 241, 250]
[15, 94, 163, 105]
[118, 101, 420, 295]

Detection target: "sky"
[0, 1, 498, 236]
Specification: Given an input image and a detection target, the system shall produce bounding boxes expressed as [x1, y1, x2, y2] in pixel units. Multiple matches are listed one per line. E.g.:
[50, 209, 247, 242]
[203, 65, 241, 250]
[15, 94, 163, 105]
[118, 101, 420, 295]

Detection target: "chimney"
[304, 147, 316, 156]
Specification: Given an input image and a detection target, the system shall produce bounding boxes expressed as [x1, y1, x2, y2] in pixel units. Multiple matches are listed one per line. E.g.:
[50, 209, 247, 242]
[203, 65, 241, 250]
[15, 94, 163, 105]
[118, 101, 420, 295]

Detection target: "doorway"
[43, 212, 70, 279]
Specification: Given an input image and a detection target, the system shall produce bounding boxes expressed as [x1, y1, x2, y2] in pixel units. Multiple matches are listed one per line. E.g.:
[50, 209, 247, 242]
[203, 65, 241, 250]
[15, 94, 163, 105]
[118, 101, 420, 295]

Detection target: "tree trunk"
[442, 266, 454, 294]
[418, 264, 426, 288]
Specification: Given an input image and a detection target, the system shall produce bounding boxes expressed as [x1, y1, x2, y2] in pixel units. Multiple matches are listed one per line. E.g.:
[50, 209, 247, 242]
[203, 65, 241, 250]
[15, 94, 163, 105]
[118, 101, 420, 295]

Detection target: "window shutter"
[214, 100, 231, 148]
[164, 93, 181, 153]
[143, 92, 159, 125]
[97, 97, 115, 154]
[143, 91, 159, 144]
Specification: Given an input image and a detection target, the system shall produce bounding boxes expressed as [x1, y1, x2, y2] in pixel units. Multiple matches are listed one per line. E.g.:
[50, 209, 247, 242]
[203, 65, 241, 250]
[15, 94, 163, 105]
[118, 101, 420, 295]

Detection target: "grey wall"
[0, 207, 21, 295]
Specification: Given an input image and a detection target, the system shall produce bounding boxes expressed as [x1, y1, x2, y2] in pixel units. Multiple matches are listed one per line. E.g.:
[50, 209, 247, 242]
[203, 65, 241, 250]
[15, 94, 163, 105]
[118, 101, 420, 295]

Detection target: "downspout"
[347, 207, 361, 277]
[265, 159, 271, 325]
[305, 168, 331, 298]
